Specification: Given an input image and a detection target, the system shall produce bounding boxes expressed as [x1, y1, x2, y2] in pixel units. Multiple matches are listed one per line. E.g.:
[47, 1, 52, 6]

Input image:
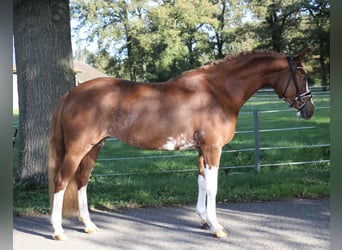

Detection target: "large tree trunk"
[13, 0, 75, 184]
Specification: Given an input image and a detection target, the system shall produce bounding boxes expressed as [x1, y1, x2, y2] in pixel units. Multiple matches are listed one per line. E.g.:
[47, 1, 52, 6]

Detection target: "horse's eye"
[301, 76, 306, 81]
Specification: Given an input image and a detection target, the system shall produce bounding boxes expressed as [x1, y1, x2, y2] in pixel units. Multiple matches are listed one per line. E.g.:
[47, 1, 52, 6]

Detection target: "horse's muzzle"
[298, 101, 314, 120]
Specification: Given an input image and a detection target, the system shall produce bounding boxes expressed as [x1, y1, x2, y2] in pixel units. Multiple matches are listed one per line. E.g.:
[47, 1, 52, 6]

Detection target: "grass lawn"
[13, 88, 330, 215]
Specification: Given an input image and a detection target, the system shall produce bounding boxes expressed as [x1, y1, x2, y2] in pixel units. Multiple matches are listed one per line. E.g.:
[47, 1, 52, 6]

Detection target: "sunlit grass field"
[13, 88, 330, 214]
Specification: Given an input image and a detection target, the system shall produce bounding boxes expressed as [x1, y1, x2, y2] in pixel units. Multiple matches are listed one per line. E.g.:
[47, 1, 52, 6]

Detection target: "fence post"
[253, 109, 260, 173]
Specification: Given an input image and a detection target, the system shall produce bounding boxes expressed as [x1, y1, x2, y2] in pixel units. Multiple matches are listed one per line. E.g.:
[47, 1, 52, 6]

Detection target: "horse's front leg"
[197, 146, 228, 238]
[204, 166, 228, 238]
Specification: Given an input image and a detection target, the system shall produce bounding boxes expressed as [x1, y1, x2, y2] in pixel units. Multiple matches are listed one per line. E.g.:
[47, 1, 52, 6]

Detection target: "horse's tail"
[48, 93, 79, 217]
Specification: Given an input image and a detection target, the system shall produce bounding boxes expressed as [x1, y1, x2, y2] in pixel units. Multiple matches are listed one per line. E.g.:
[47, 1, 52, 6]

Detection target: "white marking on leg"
[204, 166, 223, 233]
[78, 186, 90, 222]
[78, 185, 99, 233]
[51, 188, 66, 238]
[196, 175, 207, 225]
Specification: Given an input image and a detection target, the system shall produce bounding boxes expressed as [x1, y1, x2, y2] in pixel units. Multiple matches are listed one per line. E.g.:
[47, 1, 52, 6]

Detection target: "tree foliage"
[71, 0, 329, 86]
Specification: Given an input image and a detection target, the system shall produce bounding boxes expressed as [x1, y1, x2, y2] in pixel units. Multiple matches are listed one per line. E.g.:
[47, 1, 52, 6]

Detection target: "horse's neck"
[216, 58, 286, 110]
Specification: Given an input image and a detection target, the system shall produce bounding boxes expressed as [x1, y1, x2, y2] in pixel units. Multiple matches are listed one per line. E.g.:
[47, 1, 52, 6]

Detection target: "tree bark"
[13, 0, 75, 184]
[216, 1, 226, 59]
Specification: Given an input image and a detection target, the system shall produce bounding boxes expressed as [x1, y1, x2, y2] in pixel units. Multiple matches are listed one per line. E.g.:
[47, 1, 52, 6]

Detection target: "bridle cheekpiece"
[280, 56, 312, 112]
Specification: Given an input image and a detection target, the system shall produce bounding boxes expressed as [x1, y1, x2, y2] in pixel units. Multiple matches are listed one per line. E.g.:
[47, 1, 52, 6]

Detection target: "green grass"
[85, 164, 329, 210]
[13, 89, 330, 215]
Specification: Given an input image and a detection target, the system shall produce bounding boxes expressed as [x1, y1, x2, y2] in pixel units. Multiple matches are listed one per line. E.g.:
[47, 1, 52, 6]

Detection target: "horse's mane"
[224, 49, 284, 60]
[167, 49, 285, 82]
[199, 49, 285, 71]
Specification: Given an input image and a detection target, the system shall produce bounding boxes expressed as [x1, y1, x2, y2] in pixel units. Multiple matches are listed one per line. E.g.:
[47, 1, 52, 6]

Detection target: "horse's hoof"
[214, 228, 229, 238]
[201, 222, 210, 230]
[85, 226, 100, 234]
[53, 232, 68, 241]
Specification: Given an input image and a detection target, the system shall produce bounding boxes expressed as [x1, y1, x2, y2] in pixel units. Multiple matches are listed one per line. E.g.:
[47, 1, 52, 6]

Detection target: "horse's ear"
[295, 48, 308, 63]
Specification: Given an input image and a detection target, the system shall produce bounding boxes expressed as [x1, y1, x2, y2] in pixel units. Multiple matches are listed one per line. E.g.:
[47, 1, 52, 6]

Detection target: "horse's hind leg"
[196, 149, 209, 229]
[51, 152, 86, 240]
[51, 188, 67, 240]
[76, 141, 104, 234]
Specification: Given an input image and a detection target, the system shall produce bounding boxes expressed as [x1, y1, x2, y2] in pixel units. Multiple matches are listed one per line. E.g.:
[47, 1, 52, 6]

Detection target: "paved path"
[13, 198, 329, 250]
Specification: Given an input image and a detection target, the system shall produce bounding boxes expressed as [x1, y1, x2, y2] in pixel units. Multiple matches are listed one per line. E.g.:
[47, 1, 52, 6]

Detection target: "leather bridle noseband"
[280, 56, 312, 112]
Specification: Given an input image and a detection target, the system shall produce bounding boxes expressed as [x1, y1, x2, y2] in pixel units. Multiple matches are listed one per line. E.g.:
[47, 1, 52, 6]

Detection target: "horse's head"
[277, 49, 314, 119]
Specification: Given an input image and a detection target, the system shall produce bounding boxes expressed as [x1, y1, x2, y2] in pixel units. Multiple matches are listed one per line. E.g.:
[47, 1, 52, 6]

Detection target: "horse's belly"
[117, 131, 197, 151]
[158, 134, 197, 151]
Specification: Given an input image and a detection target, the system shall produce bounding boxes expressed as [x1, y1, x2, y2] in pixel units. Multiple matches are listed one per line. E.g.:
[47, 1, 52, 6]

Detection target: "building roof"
[73, 61, 108, 83]
[13, 61, 108, 84]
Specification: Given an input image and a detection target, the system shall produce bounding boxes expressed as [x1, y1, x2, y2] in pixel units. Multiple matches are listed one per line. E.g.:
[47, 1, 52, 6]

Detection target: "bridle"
[279, 56, 312, 112]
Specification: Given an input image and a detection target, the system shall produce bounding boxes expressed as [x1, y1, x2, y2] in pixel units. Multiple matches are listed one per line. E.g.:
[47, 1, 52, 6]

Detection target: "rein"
[280, 56, 312, 112]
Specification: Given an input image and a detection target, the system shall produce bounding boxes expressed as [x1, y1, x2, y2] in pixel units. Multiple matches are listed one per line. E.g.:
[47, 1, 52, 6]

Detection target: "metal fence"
[93, 87, 330, 177]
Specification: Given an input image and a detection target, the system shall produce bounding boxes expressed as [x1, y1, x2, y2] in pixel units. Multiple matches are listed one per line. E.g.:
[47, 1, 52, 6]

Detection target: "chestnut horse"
[49, 49, 314, 240]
